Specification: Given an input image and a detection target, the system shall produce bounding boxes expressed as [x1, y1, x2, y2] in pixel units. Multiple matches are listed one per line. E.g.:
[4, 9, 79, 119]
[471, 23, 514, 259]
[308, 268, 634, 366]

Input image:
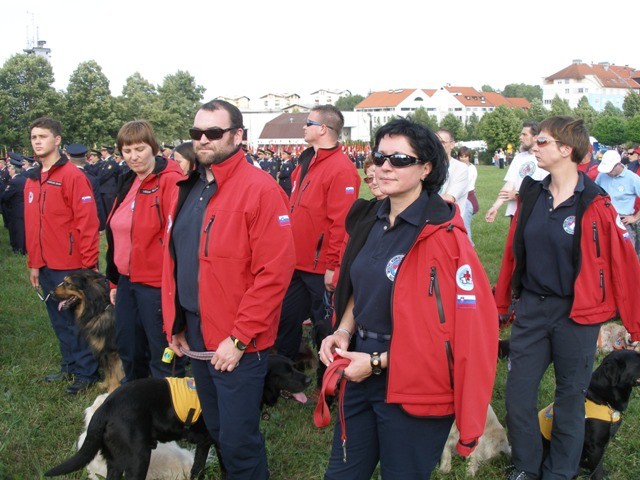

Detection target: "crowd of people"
[2, 107, 640, 479]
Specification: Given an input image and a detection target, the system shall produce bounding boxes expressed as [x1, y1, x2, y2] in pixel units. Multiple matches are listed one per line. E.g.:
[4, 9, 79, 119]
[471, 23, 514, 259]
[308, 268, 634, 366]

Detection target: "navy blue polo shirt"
[350, 191, 429, 335]
[521, 174, 584, 297]
[172, 165, 217, 314]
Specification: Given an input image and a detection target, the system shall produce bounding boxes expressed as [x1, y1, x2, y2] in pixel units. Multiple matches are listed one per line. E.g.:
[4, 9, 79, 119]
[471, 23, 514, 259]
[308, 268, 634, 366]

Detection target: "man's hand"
[324, 269, 335, 292]
[211, 337, 244, 372]
[485, 206, 499, 223]
[621, 214, 639, 226]
[170, 331, 190, 357]
[29, 268, 40, 288]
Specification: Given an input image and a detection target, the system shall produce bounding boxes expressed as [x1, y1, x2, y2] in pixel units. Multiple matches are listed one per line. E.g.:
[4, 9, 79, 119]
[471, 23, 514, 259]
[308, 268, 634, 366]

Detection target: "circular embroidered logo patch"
[618, 185, 625, 193]
[385, 254, 404, 282]
[519, 161, 536, 178]
[186, 377, 197, 390]
[456, 264, 474, 291]
[563, 216, 576, 235]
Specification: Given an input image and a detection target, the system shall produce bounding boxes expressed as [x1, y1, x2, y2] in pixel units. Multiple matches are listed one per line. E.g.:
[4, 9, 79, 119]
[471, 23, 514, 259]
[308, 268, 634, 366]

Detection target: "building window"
[577, 88, 584, 93]
[565, 89, 570, 94]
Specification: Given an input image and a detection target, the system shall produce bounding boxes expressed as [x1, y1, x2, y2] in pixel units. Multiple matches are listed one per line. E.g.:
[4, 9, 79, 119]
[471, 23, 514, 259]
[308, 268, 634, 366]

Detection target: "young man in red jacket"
[24, 117, 100, 395]
[274, 105, 361, 389]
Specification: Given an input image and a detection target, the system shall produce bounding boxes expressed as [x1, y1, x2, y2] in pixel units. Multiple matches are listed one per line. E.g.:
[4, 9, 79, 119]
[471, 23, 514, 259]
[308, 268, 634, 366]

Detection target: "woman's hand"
[334, 349, 374, 383]
[109, 288, 117, 305]
[319, 330, 351, 366]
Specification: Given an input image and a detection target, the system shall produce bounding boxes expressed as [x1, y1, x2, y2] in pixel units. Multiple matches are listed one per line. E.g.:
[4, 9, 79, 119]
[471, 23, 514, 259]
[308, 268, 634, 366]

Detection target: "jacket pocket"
[429, 266, 446, 324]
[592, 222, 601, 257]
[68, 232, 74, 256]
[444, 340, 454, 390]
[203, 215, 215, 257]
[313, 233, 324, 269]
[153, 197, 163, 228]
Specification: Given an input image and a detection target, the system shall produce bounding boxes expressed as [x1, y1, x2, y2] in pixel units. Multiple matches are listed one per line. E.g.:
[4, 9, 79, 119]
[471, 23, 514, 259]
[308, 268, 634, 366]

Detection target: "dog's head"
[52, 269, 109, 313]
[589, 350, 640, 411]
[263, 354, 312, 407]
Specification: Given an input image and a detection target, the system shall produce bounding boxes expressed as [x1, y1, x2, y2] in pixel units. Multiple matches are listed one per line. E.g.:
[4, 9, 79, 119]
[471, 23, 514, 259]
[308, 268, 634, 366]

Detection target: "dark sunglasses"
[372, 151, 421, 168]
[189, 127, 236, 141]
[305, 119, 335, 131]
[535, 137, 561, 147]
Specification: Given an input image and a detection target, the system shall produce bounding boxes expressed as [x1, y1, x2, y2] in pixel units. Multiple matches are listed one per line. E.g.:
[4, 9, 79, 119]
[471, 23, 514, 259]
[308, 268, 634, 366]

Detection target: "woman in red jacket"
[319, 119, 498, 479]
[106, 120, 185, 382]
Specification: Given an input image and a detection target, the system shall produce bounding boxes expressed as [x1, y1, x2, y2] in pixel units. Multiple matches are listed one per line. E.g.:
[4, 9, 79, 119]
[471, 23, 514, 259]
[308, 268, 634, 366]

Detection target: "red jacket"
[334, 197, 498, 456]
[494, 175, 640, 340]
[24, 156, 99, 270]
[162, 149, 296, 351]
[106, 156, 182, 288]
[289, 145, 360, 273]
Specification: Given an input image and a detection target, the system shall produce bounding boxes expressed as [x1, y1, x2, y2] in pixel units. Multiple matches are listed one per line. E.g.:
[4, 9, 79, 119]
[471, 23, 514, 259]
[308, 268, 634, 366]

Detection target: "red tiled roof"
[445, 86, 488, 107]
[545, 62, 640, 89]
[355, 89, 417, 109]
[259, 113, 308, 140]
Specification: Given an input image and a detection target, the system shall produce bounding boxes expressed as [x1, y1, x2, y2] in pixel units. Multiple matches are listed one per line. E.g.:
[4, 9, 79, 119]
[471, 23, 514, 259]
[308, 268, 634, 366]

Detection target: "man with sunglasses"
[485, 121, 548, 223]
[162, 100, 295, 479]
[24, 117, 101, 394]
[275, 105, 360, 392]
[626, 146, 640, 174]
[436, 129, 469, 212]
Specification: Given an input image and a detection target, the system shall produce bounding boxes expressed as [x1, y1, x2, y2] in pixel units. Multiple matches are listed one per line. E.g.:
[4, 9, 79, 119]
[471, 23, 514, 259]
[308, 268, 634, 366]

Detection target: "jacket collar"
[205, 148, 245, 188]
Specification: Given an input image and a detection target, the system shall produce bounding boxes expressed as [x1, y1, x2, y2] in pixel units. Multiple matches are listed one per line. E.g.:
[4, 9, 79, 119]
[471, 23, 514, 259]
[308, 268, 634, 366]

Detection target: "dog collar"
[585, 398, 621, 424]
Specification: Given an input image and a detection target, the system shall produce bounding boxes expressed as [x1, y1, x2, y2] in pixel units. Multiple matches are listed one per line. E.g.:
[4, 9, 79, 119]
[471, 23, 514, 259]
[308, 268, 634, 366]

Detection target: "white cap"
[597, 150, 621, 173]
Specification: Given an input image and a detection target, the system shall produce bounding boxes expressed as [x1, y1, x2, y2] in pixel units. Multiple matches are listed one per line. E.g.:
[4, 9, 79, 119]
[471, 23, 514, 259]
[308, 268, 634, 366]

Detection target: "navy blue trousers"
[506, 289, 600, 480]
[185, 312, 269, 480]
[115, 275, 184, 382]
[325, 337, 454, 480]
[276, 270, 329, 360]
[40, 267, 99, 382]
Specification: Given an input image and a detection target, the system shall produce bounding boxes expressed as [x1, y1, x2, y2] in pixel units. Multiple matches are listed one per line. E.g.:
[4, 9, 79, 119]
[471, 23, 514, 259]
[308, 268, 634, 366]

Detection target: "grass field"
[1, 165, 638, 479]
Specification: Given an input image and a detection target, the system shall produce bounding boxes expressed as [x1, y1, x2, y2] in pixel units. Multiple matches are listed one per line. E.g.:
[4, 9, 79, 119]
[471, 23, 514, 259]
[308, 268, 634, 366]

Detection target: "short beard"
[197, 145, 239, 165]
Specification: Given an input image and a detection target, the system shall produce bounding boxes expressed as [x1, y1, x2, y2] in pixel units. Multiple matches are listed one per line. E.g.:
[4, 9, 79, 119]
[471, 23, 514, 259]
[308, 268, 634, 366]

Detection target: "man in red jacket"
[163, 100, 295, 479]
[24, 117, 100, 395]
[275, 105, 360, 389]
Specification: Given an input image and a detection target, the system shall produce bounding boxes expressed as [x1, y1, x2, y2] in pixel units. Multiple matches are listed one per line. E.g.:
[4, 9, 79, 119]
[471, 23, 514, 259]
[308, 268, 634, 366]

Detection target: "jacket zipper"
[592, 222, 601, 257]
[313, 233, 324, 270]
[444, 341, 454, 389]
[203, 215, 215, 257]
[291, 180, 311, 212]
[599, 269, 605, 303]
[429, 265, 454, 389]
[153, 197, 162, 227]
[68, 232, 74, 255]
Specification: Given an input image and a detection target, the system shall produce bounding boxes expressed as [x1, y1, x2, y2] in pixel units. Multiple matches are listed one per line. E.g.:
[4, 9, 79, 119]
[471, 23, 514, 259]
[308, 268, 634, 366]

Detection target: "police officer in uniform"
[278, 149, 294, 196]
[1, 153, 27, 254]
[98, 145, 120, 217]
[67, 144, 106, 230]
[265, 148, 279, 180]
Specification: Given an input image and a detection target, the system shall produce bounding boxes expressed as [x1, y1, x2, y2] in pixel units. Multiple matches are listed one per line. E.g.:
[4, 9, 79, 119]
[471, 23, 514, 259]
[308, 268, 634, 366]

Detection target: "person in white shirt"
[485, 121, 548, 223]
[458, 146, 478, 245]
[436, 129, 468, 212]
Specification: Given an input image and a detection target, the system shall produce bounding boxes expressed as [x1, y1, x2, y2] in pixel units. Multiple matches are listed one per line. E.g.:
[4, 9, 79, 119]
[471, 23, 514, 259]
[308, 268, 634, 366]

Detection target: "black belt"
[356, 325, 391, 341]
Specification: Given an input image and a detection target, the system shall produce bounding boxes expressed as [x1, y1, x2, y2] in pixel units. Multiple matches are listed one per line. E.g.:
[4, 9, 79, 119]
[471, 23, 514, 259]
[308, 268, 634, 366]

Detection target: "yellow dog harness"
[539, 399, 621, 441]
[165, 377, 202, 424]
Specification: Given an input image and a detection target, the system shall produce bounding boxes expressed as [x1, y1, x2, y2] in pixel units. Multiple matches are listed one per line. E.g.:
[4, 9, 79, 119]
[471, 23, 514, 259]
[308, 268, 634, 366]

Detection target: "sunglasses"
[189, 127, 236, 141]
[363, 176, 374, 184]
[305, 119, 335, 131]
[372, 151, 421, 168]
[535, 137, 561, 147]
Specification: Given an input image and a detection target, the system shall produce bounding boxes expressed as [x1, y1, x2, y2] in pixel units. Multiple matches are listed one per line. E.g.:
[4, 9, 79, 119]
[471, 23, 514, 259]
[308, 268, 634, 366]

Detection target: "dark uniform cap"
[22, 155, 35, 164]
[7, 151, 23, 162]
[101, 145, 115, 153]
[9, 158, 24, 168]
[66, 143, 89, 158]
[257, 149, 265, 154]
[266, 148, 275, 155]
[283, 149, 292, 156]
[90, 149, 101, 155]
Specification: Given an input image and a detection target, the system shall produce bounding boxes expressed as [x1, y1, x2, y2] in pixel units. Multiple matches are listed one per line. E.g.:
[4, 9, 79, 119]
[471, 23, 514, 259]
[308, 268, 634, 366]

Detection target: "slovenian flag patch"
[456, 294, 477, 309]
[278, 215, 291, 227]
[345, 186, 355, 194]
[81, 195, 93, 203]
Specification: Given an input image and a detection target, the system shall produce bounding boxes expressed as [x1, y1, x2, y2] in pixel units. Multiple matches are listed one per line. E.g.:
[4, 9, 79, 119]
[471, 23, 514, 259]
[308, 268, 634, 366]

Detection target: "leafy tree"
[0, 54, 63, 150]
[625, 114, 640, 144]
[550, 95, 572, 116]
[63, 60, 119, 146]
[464, 113, 480, 140]
[502, 83, 543, 102]
[410, 106, 438, 131]
[477, 105, 522, 153]
[155, 71, 205, 144]
[335, 94, 365, 111]
[439, 114, 463, 141]
[602, 101, 624, 118]
[526, 99, 548, 122]
[118, 72, 159, 123]
[481, 85, 495, 93]
[591, 115, 626, 146]
[573, 96, 598, 132]
[623, 91, 640, 118]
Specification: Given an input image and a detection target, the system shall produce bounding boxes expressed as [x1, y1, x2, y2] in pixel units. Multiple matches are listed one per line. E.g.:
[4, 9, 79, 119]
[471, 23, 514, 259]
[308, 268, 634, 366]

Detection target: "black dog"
[52, 269, 123, 392]
[539, 350, 640, 479]
[45, 354, 311, 480]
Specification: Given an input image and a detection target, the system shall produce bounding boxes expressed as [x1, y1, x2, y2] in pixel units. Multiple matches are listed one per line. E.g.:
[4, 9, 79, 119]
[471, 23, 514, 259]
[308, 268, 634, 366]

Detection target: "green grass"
[1, 166, 638, 479]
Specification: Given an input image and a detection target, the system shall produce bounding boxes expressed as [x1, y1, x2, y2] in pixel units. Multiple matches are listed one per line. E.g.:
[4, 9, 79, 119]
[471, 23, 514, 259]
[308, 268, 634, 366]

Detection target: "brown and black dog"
[45, 354, 311, 480]
[52, 269, 123, 392]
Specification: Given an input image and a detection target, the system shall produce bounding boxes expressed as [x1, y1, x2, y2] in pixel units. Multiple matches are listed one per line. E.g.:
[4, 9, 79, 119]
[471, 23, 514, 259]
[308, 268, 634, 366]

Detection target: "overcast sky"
[1, 0, 636, 102]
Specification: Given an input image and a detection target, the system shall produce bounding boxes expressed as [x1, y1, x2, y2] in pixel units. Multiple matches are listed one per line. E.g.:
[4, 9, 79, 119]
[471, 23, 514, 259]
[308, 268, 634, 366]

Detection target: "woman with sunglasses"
[362, 154, 386, 200]
[496, 116, 640, 480]
[319, 118, 498, 479]
[106, 120, 185, 382]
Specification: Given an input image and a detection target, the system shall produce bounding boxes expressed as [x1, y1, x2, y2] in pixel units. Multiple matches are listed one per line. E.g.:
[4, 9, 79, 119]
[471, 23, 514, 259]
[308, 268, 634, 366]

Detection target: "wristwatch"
[230, 336, 247, 351]
[370, 352, 382, 375]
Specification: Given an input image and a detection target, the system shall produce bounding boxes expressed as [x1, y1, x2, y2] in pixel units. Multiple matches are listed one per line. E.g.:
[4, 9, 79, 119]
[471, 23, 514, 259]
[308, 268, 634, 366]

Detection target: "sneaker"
[44, 372, 73, 383]
[65, 379, 96, 395]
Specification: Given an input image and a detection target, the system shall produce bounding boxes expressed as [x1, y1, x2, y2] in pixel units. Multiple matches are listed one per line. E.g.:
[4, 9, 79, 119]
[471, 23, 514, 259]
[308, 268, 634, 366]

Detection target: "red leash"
[314, 355, 351, 462]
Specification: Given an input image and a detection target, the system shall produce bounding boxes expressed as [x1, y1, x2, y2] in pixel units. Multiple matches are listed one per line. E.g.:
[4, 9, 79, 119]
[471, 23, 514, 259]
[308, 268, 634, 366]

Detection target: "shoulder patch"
[456, 264, 474, 291]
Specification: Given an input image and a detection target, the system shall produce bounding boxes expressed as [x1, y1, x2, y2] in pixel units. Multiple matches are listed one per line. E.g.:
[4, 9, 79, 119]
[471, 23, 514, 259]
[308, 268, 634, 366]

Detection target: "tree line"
[2, 53, 640, 156]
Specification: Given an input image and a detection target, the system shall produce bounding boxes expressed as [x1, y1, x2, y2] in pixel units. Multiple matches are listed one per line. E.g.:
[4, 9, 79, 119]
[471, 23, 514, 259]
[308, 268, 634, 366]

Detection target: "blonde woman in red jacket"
[106, 120, 185, 382]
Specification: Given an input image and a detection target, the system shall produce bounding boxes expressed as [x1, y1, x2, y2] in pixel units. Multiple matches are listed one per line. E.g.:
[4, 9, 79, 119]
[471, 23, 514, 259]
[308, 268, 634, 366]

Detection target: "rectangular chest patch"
[456, 294, 477, 309]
